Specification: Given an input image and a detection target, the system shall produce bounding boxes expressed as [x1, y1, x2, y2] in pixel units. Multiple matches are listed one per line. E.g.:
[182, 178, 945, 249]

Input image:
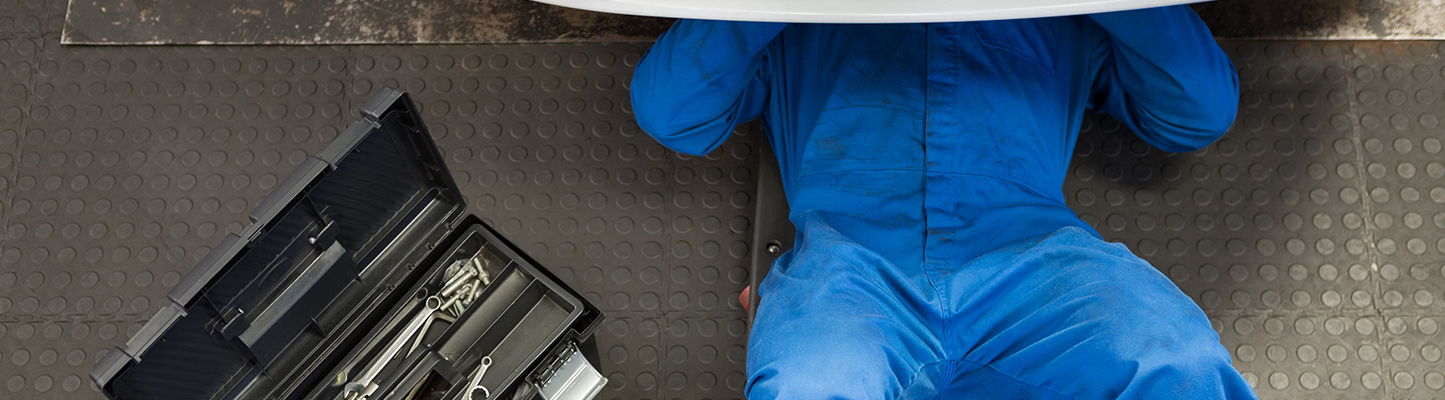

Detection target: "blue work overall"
[631, 6, 1255, 399]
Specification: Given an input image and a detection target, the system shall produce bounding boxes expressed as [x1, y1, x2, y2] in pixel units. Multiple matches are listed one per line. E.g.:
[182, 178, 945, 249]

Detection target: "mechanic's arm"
[1087, 6, 1240, 153]
[631, 19, 787, 156]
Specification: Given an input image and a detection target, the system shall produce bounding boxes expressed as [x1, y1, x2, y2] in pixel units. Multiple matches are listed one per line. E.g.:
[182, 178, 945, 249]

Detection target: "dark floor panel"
[591, 314, 664, 398]
[1380, 315, 1445, 397]
[1344, 41, 1445, 399]
[1215, 314, 1388, 397]
[62, 0, 672, 45]
[1, 37, 33, 266]
[1071, 42, 1378, 320]
[2, 41, 350, 398]
[0, 0, 46, 38]
[1066, 39, 1445, 399]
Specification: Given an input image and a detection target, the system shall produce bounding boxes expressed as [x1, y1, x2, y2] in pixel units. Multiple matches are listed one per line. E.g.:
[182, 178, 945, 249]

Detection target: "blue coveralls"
[631, 6, 1255, 399]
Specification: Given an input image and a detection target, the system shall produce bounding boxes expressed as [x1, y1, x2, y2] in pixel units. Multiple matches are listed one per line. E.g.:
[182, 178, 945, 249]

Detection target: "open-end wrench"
[344, 296, 442, 399]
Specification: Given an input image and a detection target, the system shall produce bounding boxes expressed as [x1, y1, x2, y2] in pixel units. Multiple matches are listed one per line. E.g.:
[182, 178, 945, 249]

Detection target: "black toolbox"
[89, 88, 607, 400]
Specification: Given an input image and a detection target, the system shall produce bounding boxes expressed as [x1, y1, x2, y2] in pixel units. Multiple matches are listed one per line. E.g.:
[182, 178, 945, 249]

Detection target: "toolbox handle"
[236, 240, 358, 369]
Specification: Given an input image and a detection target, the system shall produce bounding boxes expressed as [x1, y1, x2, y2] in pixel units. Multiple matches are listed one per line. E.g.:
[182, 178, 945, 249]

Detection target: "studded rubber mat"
[1067, 41, 1445, 399]
[1, 12, 1444, 400]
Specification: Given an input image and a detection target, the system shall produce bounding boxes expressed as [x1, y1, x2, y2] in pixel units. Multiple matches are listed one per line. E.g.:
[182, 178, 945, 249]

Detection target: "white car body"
[528, 0, 1209, 23]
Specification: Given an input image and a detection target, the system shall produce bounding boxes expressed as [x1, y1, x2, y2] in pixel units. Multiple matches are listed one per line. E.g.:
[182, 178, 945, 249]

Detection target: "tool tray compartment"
[89, 88, 604, 400]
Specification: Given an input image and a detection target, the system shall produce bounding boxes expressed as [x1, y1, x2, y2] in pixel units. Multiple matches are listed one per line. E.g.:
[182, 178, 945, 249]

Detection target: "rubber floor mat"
[1066, 41, 1445, 399]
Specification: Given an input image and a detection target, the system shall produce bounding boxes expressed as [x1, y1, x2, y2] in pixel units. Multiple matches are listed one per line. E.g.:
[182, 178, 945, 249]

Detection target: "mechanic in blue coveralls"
[631, 5, 1253, 399]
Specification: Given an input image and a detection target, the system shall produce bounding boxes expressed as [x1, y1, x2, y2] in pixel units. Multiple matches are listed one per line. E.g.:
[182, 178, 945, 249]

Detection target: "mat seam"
[4, 35, 37, 273]
[1342, 41, 1393, 399]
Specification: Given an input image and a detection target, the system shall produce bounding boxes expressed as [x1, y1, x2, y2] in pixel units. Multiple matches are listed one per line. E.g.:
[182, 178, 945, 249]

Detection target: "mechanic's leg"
[745, 215, 945, 400]
[943, 227, 1255, 400]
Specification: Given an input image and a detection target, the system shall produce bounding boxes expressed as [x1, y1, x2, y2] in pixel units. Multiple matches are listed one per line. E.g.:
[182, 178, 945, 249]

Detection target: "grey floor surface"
[1, 1, 1444, 399]
[1068, 41, 1445, 400]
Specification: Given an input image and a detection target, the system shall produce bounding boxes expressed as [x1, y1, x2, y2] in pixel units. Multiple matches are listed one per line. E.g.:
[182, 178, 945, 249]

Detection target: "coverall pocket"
[970, 20, 1061, 76]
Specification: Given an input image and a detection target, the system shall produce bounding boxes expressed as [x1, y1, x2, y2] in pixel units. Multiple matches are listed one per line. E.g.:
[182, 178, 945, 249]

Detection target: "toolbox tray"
[90, 88, 604, 400]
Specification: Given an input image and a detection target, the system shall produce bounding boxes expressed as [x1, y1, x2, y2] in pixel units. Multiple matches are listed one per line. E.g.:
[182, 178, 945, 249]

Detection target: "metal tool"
[343, 297, 442, 400]
[343, 251, 495, 399]
[436, 252, 491, 319]
[440, 269, 477, 298]
[460, 356, 493, 400]
[471, 258, 492, 286]
[407, 313, 456, 358]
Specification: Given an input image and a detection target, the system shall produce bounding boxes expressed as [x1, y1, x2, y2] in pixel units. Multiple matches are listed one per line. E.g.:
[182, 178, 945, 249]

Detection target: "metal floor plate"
[1, 18, 1444, 400]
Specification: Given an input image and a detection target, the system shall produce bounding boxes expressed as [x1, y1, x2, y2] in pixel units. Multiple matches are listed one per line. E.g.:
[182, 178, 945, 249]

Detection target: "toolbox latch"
[218, 308, 250, 340]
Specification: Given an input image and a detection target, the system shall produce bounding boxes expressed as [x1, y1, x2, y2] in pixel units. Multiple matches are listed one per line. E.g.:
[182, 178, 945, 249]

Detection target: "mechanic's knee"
[1089, 304, 1248, 398]
[746, 344, 901, 400]
[1125, 322, 1233, 374]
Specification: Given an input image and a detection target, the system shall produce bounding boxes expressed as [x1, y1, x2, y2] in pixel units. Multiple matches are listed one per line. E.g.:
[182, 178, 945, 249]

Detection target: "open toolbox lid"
[90, 88, 474, 399]
[528, 0, 1210, 23]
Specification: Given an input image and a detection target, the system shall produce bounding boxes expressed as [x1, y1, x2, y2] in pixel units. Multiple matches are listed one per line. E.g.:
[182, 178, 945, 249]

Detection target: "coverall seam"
[948, 228, 1127, 400]
[945, 229, 1070, 355]
[890, 361, 932, 400]
[920, 22, 949, 321]
[888, 359, 953, 400]
[955, 358, 1078, 400]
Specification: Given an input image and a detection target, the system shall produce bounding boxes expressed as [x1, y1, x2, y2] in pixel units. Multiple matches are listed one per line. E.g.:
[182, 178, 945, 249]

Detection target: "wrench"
[460, 356, 493, 400]
[407, 313, 455, 359]
[344, 296, 442, 399]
